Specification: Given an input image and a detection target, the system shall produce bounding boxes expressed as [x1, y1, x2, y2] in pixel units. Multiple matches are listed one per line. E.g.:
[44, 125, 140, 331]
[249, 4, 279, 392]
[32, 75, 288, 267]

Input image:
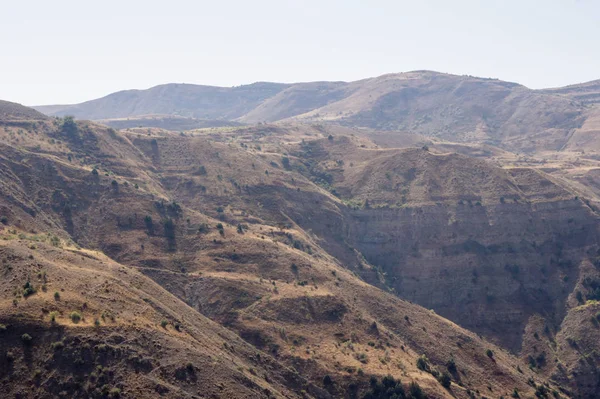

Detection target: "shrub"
[160, 320, 168, 328]
[446, 358, 457, 374]
[54, 291, 60, 300]
[323, 374, 333, 385]
[22, 281, 36, 297]
[0, 324, 6, 332]
[409, 381, 426, 399]
[70, 311, 82, 324]
[21, 333, 32, 344]
[91, 168, 99, 175]
[416, 354, 429, 371]
[486, 349, 494, 359]
[51, 340, 65, 350]
[438, 372, 451, 388]
[354, 352, 369, 364]
[49, 311, 59, 323]
[0, 216, 7, 225]
[198, 223, 209, 233]
[362, 375, 426, 399]
[163, 219, 175, 239]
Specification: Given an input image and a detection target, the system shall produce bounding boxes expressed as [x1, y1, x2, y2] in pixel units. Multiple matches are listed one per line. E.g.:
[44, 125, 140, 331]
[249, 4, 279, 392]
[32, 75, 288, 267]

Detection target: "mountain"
[1, 106, 584, 398]
[33, 71, 600, 153]
[34, 82, 290, 120]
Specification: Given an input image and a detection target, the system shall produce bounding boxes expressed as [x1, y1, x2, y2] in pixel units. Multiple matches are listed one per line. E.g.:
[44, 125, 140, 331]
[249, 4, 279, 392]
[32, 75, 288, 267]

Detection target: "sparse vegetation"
[363, 375, 427, 399]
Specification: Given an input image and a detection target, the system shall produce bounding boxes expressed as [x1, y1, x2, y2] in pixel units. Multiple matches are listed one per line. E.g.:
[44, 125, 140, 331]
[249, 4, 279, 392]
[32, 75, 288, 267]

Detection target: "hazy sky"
[3, 0, 599, 105]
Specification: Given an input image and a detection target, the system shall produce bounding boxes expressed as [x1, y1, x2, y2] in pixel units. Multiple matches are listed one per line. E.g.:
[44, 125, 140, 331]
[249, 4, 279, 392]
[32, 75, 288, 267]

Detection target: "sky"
[3, 0, 599, 105]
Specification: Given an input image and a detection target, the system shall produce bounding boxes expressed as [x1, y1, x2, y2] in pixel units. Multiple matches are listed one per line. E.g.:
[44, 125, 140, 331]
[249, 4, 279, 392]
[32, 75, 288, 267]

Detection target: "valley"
[2, 70, 600, 398]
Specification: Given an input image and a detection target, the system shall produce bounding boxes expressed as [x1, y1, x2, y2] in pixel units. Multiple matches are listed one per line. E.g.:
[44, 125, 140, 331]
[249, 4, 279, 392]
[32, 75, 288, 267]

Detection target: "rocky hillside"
[33, 71, 600, 153]
[0, 110, 580, 398]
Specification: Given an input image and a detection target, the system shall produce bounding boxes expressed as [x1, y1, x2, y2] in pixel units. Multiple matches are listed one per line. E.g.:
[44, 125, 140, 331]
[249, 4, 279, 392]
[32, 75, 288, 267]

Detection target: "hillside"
[541, 80, 600, 106]
[34, 82, 290, 121]
[0, 109, 582, 398]
[32, 71, 600, 153]
[0, 100, 48, 121]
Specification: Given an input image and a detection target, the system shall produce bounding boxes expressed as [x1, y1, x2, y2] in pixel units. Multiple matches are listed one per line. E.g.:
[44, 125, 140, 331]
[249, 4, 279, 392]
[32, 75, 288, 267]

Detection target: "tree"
[61, 116, 79, 139]
[144, 215, 154, 233]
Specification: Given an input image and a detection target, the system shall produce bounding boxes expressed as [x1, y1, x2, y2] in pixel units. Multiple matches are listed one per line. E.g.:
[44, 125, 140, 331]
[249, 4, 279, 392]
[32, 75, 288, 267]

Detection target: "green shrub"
[22, 281, 36, 297]
[70, 311, 82, 324]
[446, 358, 457, 374]
[49, 311, 59, 323]
[160, 320, 168, 328]
[51, 340, 65, 350]
[416, 354, 429, 371]
[54, 291, 60, 300]
[362, 375, 426, 399]
[438, 372, 451, 388]
[21, 333, 32, 344]
[486, 349, 494, 359]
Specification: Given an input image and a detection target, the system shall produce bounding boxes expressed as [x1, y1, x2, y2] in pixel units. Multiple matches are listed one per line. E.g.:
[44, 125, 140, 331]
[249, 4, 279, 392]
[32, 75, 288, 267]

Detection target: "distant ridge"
[0, 99, 48, 121]
[32, 71, 600, 152]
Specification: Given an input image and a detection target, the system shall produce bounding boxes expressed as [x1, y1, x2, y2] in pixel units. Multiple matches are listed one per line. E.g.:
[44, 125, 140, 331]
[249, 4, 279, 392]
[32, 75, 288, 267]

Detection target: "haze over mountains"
[3, 70, 600, 398]
[35, 71, 600, 153]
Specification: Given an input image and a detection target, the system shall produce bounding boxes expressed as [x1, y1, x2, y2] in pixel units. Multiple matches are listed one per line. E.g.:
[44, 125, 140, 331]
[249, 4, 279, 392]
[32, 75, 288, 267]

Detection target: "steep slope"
[287, 137, 600, 354]
[0, 239, 326, 399]
[0, 112, 571, 398]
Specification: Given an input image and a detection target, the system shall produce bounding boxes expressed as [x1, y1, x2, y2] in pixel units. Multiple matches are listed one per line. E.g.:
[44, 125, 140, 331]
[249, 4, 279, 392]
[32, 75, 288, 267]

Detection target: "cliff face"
[343, 199, 598, 350]
[286, 138, 600, 352]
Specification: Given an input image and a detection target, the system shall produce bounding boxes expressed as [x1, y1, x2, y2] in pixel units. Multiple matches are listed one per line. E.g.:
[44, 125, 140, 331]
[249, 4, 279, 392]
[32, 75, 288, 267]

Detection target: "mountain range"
[1, 70, 600, 398]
